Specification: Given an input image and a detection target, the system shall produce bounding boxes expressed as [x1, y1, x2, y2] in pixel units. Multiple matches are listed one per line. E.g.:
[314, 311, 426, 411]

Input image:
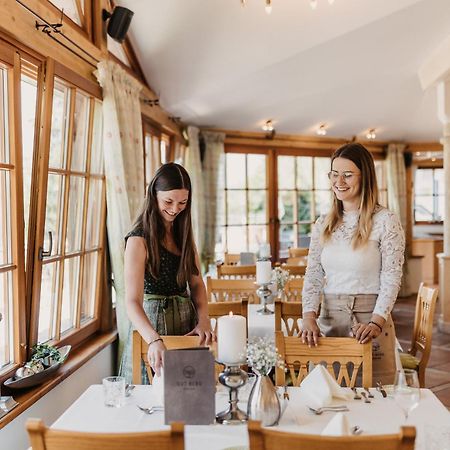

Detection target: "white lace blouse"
[302, 206, 405, 319]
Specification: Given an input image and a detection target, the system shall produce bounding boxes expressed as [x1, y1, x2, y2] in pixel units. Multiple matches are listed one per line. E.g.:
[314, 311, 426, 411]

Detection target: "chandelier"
[240, 0, 335, 14]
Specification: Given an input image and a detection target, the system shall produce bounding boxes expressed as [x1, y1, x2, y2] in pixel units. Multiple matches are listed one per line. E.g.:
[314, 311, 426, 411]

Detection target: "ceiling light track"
[240, 0, 335, 14]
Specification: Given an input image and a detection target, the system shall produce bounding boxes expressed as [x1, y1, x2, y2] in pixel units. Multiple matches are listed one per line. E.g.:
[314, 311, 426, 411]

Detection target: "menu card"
[163, 347, 215, 425]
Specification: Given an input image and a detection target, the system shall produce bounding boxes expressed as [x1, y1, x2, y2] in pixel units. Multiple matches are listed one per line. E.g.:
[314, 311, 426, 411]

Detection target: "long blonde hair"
[322, 143, 379, 249]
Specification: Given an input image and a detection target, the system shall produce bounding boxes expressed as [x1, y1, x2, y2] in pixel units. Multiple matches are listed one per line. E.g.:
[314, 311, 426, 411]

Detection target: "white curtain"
[95, 60, 144, 361]
[184, 126, 205, 263]
[201, 130, 225, 266]
[386, 143, 410, 296]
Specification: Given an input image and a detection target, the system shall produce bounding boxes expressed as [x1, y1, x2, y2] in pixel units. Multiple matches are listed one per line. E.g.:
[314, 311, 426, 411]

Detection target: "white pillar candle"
[256, 260, 272, 284]
[217, 313, 247, 365]
[259, 243, 271, 259]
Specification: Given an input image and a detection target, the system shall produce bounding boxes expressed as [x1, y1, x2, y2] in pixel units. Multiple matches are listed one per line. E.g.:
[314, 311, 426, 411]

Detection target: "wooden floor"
[392, 293, 450, 409]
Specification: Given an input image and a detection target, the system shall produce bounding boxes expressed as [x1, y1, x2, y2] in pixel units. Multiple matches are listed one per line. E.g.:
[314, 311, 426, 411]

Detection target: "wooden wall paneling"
[9, 50, 27, 364]
[29, 57, 55, 347]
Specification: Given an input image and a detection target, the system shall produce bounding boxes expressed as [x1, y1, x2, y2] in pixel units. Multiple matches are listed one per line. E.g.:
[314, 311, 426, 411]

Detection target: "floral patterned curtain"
[95, 60, 144, 364]
[386, 143, 410, 296]
[201, 130, 225, 267]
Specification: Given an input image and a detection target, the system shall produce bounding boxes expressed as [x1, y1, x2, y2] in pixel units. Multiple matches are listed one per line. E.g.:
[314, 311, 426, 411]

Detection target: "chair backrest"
[132, 331, 217, 384]
[288, 247, 309, 258]
[248, 420, 415, 450]
[206, 276, 259, 303]
[275, 332, 372, 388]
[274, 299, 302, 336]
[284, 277, 304, 302]
[280, 264, 306, 277]
[224, 252, 240, 265]
[409, 282, 439, 386]
[208, 298, 248, 335]
[217, 264, 256, 279]
[286, 256, 308, 265]
[27, 418, 185, 450]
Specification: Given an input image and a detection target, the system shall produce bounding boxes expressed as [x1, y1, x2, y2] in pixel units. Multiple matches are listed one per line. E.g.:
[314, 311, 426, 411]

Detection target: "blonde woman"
[301, 143, 405, 384]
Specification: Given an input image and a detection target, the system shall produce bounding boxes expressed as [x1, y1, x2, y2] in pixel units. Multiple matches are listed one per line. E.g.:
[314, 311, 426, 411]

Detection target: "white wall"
[0, 345, 114, 450]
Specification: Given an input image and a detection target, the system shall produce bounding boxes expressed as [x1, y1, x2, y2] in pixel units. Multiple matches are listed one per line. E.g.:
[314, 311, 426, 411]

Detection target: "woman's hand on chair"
[185, 317, 215, 346]
[300, 314, 320, 347]
[147, 339, 166, 377]
[352, 322, 382, 344]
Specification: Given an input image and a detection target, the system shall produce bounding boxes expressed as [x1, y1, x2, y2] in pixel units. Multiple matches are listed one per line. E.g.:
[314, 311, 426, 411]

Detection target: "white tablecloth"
[51, 385, 450, 450]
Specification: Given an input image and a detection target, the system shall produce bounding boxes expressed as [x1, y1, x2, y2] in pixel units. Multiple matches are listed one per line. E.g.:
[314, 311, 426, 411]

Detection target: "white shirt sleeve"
[302, 216, 326, 315]
[373, 210, 405, 319]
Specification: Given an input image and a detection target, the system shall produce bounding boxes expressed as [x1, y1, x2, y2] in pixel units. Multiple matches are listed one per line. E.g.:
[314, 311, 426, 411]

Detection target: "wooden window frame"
[413, 165, 444, 225]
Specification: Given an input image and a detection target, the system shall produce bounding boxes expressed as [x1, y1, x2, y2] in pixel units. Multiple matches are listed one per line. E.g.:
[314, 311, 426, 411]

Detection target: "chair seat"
[399, 352, 419, 370]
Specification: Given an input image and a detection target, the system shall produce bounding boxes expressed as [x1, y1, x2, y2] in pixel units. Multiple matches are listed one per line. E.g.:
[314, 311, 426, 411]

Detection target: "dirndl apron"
[119, 293, 197, 384]
[318, 294, 397, 385]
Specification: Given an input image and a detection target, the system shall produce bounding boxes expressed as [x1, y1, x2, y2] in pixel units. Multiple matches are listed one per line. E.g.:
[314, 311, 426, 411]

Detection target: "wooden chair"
[206, 276, 259, 303]
[281, 264, 306, 277]
[284, 277, 304, 302]
[288, 247, 309, 258]
[217, 264, 256, 279]
[132, 331, 218, 384]
[274, 299, 302, 336]
[248, 420, 415, 450]
[224, 252, 240, 265]
[208, 298, 248, 335]
[399, 282, 439, 387]
[27, 418, 184, 450]
[275, 331, 372, 388]
[286, 256, 307, 265]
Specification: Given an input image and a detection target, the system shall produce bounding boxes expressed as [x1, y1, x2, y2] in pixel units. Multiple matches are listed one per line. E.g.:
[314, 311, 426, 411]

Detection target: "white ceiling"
[118, 0, 450, 141]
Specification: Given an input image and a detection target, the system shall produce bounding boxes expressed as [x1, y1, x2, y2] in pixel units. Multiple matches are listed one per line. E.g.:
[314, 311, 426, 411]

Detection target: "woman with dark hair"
[120, 163, 213, 382]
[301, 143, 405, 383]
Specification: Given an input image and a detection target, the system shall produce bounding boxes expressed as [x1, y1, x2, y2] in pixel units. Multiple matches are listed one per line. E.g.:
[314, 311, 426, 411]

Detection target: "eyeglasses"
[327, 171, 361, 181]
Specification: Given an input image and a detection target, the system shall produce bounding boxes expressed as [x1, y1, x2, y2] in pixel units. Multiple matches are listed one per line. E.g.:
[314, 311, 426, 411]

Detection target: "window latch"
[38, 231, 53, 260]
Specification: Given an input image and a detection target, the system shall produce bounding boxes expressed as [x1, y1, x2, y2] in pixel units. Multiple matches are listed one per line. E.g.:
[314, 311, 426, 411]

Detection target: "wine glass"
[393, 369, 420, 423]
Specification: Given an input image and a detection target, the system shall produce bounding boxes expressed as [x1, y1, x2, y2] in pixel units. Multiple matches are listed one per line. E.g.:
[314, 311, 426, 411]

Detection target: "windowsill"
[0, 329, 117, 430]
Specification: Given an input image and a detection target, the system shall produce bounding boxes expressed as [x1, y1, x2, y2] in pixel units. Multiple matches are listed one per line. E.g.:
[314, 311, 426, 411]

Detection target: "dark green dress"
[119, 228, 197, 384]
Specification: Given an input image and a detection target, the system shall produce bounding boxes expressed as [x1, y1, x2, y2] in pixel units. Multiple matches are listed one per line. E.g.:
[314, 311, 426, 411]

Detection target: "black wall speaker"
[103, 7, 134, 43]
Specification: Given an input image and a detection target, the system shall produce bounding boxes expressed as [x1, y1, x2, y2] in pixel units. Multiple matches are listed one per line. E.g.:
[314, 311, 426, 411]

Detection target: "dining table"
[50, 384, 450, 450]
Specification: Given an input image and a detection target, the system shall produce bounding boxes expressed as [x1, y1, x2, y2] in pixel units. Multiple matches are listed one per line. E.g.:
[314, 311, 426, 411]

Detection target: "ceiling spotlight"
[262, 120, 274, 132]
[310, 0, 318, 9]
[316, 124, 327, 136]
[265, 0, 272, 14]
[366, 128, 376, 140]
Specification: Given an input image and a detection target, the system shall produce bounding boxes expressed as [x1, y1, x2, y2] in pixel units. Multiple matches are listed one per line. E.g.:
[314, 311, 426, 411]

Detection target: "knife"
[376, 381, 387, 398]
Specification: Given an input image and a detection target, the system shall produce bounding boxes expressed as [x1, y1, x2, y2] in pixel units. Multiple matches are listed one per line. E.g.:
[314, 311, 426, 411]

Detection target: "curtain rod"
[15, 0, 98, 68]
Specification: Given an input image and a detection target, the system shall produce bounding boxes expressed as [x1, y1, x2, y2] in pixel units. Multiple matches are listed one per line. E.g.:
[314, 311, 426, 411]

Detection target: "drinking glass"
[103, 376, 125, 407]
[393, 369, 420, 423]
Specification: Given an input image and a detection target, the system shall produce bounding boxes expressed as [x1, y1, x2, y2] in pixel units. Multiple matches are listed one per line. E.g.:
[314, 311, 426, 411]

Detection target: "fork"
[308, 405, 349, 415]
[360, 391, 371, 403]
[351, 426, 363, 435]
[351, 387, 362, 400]
[364, 387, 374, 398]
[137, 405, 164, 414]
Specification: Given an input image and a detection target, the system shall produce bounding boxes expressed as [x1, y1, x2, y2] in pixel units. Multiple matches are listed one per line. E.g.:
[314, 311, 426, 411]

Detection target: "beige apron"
[319, 294, 397, 385]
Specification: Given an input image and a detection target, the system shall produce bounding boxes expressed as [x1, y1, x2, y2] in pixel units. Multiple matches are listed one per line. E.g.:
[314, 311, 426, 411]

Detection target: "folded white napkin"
[152, 368, 165, 406]
[300, 364, 352, 408]
[321, 412, 351, 436]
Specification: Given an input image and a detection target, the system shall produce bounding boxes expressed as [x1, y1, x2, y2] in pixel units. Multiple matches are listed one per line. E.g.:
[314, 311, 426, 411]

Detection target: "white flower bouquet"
[246, 336, 284, 376]
[271, 267, 290, 292]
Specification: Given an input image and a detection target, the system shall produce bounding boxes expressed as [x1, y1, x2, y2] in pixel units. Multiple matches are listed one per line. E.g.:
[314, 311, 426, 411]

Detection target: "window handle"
[38, 231, 53, 260]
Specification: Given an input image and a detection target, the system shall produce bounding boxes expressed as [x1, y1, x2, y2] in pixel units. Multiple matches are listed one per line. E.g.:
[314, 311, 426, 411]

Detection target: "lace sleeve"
[302, 216, 326, 315]
[373, 211, 405, 319]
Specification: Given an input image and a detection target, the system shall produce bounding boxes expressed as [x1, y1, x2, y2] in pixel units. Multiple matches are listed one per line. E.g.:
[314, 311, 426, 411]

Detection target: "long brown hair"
[322, 143, 379, 248]
[132, 163, 199, 286]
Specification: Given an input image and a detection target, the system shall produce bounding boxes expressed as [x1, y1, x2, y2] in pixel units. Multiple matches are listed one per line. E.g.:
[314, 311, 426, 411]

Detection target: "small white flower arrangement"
[246, 336, 284, 376]
[271, 267, 290, 292]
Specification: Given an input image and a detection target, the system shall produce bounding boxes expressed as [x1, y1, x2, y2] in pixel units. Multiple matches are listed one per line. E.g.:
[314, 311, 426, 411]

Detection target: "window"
[375, 160, 387, 207]
[414, 167, 444, 222]
[32, 70, 105, 345]
[219, 153, 268, 254]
